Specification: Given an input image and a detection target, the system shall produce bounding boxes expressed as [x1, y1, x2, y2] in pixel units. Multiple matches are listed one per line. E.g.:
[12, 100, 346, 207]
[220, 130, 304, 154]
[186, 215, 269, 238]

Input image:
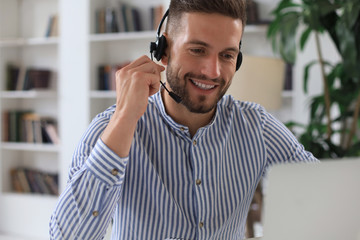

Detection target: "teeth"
[192, 80, 215, 90]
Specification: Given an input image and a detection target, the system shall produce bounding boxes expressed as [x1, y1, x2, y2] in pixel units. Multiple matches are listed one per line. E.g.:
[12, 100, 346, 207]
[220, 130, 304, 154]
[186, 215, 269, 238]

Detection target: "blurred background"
[0, 0, 358, 239]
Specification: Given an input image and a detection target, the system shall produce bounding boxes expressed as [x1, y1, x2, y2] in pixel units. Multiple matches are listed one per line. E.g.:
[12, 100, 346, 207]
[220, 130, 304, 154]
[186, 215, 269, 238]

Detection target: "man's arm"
[49, 108, 128, 239]
[101, 56, 164, 157]
[49, 56, 164, 239]
[260, 108, 319, 165]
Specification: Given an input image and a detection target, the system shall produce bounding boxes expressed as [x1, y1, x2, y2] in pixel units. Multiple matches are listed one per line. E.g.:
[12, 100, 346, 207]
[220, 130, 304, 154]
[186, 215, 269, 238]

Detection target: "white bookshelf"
[0, 0, 60, 238]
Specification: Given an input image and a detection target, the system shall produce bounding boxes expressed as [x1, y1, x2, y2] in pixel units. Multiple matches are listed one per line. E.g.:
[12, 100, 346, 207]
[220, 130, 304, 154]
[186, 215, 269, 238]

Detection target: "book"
[151, 5, 164, 31]
[50, 15, 59, 36]
[41, 117, 60, 144]
[96, 7, 120, 34]
[23, 69, 51, 90]
[16, 168, 32, 193]
[95, 8, 106, 33]
[246, 0, 259, 25]
[2, 111, 9, 142]
[119, 3, 143, 32]
[132, 8, 142, 31]
[6, 110, 32, 142]
[45, 14, 59, 37]
[25, 169, 43, 193]
[10, 169, 23, 192]
[5, 64, 20, 91]
[105, 7, 119, 33]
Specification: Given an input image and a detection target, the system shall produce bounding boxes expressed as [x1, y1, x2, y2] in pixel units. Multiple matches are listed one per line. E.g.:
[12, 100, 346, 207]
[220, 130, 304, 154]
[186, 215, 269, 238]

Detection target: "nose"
[200, 55, 221, 79]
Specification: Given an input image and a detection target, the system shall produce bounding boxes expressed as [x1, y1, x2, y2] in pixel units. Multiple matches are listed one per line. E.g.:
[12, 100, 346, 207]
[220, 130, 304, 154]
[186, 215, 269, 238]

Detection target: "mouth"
[190, 79, 217, 90]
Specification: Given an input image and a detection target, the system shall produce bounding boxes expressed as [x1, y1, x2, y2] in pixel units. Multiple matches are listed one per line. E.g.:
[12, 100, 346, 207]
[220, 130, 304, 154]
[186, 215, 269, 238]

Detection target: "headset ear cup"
[236, 51, 243, 71]
[154, 35, 168, 61]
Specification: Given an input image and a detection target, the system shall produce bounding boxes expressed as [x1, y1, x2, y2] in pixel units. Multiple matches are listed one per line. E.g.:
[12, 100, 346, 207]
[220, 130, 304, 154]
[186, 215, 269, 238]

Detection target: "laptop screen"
[262, 159, 360, 240]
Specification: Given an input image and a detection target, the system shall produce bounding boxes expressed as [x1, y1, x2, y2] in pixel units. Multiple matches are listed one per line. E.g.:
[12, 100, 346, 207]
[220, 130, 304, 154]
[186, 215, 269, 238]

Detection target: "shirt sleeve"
[260, 108, 319, 166]
[50, 106, 128, 239]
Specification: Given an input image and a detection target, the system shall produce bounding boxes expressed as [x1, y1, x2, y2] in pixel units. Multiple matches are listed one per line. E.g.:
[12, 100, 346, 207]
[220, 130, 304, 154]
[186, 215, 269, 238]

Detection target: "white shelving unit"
[0, 0, 290, 239]
[0, 0, 59, 239]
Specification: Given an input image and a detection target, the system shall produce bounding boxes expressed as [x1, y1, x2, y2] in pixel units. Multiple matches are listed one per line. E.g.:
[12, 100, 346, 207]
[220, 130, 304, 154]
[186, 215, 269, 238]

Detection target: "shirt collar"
[151, 89, 222, 137]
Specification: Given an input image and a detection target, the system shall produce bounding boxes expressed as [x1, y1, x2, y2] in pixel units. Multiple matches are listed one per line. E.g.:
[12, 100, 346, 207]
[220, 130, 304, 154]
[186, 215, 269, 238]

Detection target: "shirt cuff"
[85, 138, 128, 186]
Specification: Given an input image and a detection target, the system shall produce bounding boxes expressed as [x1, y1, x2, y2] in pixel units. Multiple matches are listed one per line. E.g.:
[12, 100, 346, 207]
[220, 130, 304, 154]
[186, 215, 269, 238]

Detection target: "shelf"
[89, 31, 155, 42]
[90, 90, 116, 99]
[1, 142, 60, 152]
[1, 191, 58, 199]
[244, 24, 268, 33]
[0, 37, 59, 47]
[88, 25, 268, 43]
[1, 90, 57, 99]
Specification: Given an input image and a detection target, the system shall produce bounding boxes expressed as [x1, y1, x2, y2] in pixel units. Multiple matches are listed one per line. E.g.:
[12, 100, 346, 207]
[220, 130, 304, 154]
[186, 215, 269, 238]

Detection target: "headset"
[150, 9, 243, 71]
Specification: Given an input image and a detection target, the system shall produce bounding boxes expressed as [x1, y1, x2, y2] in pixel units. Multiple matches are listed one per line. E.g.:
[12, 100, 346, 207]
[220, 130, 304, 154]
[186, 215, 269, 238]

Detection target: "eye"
[221, 52, 236, 60]
[189, 48, 206, 55]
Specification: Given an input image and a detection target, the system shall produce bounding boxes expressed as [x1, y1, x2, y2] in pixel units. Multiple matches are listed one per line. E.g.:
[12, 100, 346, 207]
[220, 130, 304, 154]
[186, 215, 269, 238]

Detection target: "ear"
[160, 33, 170, 66]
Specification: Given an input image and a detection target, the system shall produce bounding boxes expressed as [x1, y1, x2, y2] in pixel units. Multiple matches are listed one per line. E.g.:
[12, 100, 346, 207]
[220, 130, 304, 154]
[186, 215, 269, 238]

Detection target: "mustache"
[184, 72, 222, 83]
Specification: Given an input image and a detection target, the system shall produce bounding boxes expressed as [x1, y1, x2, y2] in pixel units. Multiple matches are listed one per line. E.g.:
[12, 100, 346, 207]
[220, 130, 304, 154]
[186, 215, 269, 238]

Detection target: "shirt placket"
[190, 134, 208, 239]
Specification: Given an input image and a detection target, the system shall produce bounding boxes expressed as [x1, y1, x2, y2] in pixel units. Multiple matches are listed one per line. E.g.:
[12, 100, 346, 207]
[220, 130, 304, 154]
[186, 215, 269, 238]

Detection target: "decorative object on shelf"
[226, 55, 286, 111]
[10, 167, 59, 195]
[267, 0, 360, 158]
[283, 63, 293, 91]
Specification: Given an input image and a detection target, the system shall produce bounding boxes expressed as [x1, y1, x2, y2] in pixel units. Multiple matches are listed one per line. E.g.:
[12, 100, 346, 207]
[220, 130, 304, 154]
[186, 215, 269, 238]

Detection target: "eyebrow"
[186, 40, 239, 53]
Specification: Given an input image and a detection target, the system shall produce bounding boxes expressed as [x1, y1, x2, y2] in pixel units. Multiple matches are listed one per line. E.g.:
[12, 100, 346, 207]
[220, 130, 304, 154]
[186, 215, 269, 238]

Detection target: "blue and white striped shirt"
[50, 91, 317, 239]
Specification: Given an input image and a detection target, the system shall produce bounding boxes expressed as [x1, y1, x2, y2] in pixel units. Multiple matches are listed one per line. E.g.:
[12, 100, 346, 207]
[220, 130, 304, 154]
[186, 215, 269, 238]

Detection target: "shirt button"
[180, 127, 185, 131]
[196, 179, 202, 186]
[199, 222, 204, 228]
[193, 140, 197, 146]
[92, 211, 99, 217]
[111, 169, 119, 176]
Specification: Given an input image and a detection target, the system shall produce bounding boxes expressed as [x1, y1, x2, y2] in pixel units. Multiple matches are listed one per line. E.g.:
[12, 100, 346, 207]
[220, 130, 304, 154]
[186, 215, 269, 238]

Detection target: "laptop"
[261, 158, 360, 240]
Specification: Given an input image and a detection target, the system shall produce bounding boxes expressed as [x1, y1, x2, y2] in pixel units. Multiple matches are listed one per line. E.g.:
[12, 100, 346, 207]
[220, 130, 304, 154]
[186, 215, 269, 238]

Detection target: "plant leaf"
[300, 27, 312, 50]
[303, 60, 318, 93]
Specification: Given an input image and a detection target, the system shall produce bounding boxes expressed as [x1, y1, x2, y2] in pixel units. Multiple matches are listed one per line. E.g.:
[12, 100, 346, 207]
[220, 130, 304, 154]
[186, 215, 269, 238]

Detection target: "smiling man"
[50, 0, 317, 239]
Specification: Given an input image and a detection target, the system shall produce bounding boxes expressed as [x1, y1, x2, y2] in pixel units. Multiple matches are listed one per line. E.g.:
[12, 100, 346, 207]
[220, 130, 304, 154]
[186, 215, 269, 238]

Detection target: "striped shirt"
[50, 91, 317, 240]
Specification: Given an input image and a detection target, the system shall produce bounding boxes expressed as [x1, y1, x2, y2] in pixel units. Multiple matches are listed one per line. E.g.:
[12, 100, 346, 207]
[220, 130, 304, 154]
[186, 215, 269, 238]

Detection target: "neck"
[161, 89, 215, 137]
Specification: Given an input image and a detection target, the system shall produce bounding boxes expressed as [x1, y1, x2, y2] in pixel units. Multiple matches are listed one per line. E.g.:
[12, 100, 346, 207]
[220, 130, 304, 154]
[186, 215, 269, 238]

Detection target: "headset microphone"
[150, 10, 182, 104]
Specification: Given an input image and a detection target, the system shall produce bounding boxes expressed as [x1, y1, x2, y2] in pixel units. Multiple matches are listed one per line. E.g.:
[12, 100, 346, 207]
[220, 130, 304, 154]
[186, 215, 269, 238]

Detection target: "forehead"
[173, 12, 243, 47]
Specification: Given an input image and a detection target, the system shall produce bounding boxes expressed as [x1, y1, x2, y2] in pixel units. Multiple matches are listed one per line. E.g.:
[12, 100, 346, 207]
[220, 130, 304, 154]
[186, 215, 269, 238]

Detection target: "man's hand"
[114, 55, 164, 121]
[101, 55, 165, 157]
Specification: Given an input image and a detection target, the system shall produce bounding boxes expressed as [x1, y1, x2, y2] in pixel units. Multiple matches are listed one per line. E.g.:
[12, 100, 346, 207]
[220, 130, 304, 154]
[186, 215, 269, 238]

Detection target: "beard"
[165, 57, 231, 114]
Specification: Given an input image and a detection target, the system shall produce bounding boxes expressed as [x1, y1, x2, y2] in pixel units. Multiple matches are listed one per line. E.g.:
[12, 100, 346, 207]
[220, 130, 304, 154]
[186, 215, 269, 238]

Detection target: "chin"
[182, 96, 219, 114]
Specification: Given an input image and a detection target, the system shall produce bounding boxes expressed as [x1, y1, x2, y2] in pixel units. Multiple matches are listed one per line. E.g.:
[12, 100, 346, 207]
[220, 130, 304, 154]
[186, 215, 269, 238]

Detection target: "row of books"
[95, 4, 164, 34]
[10, 167, 58, 195]
[98, 62, 130, 91]
[2, 111, 59, 144]
[6, 64, 52, 91]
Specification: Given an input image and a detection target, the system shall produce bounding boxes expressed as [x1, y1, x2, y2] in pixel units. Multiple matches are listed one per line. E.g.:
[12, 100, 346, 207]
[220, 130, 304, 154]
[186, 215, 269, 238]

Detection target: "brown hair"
[166, 0, 247, 34]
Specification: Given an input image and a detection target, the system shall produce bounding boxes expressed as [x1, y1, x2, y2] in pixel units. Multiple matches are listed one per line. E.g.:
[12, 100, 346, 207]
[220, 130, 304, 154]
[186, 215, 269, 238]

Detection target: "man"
[50, 0, 317, 239]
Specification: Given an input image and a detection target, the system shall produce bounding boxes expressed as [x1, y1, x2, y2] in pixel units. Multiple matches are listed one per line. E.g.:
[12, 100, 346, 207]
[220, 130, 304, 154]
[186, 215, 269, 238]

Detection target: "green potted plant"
[266, 0, 360, 158]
